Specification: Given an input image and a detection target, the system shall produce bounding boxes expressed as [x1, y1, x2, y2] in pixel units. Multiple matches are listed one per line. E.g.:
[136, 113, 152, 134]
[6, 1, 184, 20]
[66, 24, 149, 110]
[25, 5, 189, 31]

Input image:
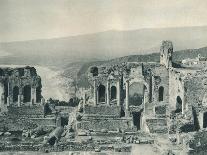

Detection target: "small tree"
[90, 66, 98, 76]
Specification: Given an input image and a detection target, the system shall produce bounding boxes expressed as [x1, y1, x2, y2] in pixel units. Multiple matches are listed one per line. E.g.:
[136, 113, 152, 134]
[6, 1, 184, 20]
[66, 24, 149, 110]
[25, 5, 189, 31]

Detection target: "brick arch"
[128, 81, 145, 106]
[128, 78, 149, 92]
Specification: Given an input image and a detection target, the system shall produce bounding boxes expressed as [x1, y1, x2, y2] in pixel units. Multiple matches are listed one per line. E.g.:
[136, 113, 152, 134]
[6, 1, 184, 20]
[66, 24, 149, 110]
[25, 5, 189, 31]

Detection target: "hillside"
[63, 46, 207, 88]
[1, 26, 207, 67]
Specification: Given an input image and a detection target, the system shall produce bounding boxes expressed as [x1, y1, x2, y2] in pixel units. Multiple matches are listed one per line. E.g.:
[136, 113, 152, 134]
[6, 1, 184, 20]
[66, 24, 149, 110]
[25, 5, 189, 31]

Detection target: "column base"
[7, 97, 10, 107]
[125, 110, 130, 117]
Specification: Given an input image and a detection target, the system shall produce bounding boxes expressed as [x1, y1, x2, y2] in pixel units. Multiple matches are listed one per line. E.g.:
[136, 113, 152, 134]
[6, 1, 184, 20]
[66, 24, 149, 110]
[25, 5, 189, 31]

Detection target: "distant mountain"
[1, 26, 207, 66]
[72, 46, 207, 88]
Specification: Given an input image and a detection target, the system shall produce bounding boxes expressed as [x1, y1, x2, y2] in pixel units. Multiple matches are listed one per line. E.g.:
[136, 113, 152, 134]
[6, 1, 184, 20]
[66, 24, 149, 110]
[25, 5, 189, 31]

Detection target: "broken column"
[125, 80, 129, 115]
[56, 116, 61, 127]
[117, 79, 121, 106]
[41, 97, 45, 105]
[83, 91, 86, 109]
[32, 87, 36, 103]
[7, 82, 10, 106]
[18, 95, 21, 107]
[93, 80, 97, 106]
[106, 80, 110, 105]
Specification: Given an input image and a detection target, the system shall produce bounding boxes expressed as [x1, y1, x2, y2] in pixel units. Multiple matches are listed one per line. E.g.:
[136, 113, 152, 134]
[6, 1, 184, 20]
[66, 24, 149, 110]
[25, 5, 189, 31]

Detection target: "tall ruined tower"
[160, 40, 173, 68]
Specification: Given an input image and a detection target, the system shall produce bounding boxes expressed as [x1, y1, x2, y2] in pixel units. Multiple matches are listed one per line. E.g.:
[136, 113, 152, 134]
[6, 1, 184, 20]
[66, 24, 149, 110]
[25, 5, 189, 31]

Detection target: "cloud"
[0, 0, 207, 42]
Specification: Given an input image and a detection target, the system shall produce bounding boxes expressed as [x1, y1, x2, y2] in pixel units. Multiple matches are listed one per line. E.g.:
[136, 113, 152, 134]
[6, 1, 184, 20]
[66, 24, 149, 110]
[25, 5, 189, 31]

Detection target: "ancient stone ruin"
[1, 41, 207, 154]
[74, 40, 207, 154]
[0, 66, 42, 111]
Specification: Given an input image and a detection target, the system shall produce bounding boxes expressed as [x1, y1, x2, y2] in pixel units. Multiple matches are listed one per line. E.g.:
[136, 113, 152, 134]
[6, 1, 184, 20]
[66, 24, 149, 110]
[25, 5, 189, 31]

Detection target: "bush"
[47, 97, 80, 107]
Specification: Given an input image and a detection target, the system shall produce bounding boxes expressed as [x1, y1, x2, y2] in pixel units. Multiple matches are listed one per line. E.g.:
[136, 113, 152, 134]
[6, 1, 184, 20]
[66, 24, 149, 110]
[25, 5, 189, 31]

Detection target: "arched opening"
[129, 82, 144, 106]
[132, 112, 141, 130]
[175, 96, 182, 113]
[120, 108, 125, 117]
[13, 86, 19, 102]
[48, 136, 56, 146]
[111, 86, 117, 100]
[203, 112, 207, 128]
[61, 117, 68, 127]
[158, 86, 164, 101]
[98, 84, 106, 103]
[0, 69, 4, 76]
[36, 86, 41, 103]
[4, 83, 8, 104]
[23, 85, 31, 103]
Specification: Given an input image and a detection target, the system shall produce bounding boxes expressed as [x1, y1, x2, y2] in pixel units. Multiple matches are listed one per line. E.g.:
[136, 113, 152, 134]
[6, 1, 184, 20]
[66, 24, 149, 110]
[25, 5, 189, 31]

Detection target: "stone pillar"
[7, 82, 10, 106]
[31, 87, 36, 105]
[125, 80, 129, 112]
[56, 116, 61, 127]
[33, 87, 37, 103]
[1, 94, 4, 106]
[83, 92, 86, 109]
[106, 80, 110, 105]
[93, 80, 97, 106]
[18, 95, 21, 107]
[41, 97, 45, 105]
[117, 79, 121, 106]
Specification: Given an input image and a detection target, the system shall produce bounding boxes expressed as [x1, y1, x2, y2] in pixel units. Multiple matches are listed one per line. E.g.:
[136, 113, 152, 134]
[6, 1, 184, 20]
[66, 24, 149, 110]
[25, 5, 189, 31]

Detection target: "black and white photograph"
[0, 0, 207, 154]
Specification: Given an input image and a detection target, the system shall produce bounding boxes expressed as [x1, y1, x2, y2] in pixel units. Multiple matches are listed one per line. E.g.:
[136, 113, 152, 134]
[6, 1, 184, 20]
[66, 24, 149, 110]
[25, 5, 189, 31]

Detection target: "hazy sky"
[0, 0, 207, 42]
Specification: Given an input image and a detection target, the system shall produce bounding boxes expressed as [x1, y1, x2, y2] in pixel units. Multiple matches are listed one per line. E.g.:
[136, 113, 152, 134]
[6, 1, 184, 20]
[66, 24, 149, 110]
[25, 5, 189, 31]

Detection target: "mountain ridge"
[0, 25, 207, 66]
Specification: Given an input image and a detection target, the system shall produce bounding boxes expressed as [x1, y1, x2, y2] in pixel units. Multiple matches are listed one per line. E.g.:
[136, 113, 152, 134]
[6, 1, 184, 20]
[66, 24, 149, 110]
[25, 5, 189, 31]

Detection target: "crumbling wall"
[77, 117, 133, 131]
[185, 71, 207, 109]
[152, 66, 169, 104]
[0, 66, 42, 109]
[169, 69, 185, 112]
[84, 105, 121, 116]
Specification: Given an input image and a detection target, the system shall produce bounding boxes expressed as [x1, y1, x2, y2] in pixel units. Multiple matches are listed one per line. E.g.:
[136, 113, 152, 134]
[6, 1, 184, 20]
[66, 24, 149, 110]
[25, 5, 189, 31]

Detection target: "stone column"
[117, 79, 121, 106]
[83, 92, 86, 109]
[41, 97, 45, 105]
[106, 80, 110, 105]
[31, 87, 36, 104]
[7, 82, 10, 106]
[125, 80, 129, 111]
[18, 95, 21, 107]
[93, 80, 97, 106]
[56, 116, 61, 127]
[1, 94, 4, 106]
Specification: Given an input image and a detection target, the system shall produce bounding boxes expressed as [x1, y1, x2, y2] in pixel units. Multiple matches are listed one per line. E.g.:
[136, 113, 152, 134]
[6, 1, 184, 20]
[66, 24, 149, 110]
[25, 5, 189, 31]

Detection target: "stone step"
[145, 118, 168, 134]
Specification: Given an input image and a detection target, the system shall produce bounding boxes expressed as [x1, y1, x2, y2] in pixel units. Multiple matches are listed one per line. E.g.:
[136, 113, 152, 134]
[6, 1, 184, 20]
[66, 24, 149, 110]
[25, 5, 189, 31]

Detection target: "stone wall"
[169, 69, 185, 112]
[7, 105, 44, 118]
[77, 117, 133, 131]
[30, 118, 56, 127]
[0, 66, 42, 110]
[185, 71, 207, 109]
[153, 66, 169, 103]
[0, 105, 55, 131]
[84, 105, 121, 116]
